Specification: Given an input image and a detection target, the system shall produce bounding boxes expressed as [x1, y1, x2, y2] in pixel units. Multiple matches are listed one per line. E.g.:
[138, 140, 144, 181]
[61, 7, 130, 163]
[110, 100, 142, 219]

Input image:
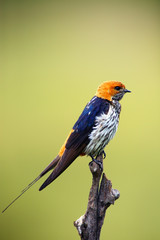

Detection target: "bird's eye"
[114, 86, 121, 91]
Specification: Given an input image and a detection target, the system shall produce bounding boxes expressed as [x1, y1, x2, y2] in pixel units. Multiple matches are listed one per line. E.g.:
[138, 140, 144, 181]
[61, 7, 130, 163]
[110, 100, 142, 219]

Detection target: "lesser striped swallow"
[2, 81, 131, 212]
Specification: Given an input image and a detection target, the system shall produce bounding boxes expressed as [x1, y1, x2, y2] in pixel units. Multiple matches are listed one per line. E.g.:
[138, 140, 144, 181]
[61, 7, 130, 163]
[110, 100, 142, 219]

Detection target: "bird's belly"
[84, 107, 119, 157]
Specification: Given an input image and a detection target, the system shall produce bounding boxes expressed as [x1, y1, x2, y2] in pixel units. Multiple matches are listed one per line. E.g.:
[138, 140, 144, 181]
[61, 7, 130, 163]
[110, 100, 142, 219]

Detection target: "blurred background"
[1, 0, 160, 239]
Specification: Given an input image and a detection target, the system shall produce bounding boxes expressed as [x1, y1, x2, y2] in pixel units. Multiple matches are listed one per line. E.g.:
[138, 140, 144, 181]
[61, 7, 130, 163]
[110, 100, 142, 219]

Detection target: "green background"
[1, 0, 160, 239]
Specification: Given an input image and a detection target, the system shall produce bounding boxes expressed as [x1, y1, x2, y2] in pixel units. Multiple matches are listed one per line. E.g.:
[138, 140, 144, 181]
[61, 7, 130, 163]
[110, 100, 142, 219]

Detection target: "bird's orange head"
[96, 81, 131, 101]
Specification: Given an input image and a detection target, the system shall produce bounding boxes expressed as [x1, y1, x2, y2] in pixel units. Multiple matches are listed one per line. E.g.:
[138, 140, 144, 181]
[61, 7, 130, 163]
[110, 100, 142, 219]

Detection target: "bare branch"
[74, 154, 120, 240]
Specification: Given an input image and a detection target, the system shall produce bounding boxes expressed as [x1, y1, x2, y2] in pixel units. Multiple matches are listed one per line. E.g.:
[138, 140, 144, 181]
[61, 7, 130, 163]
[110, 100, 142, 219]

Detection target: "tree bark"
[74, 154, 120, 240]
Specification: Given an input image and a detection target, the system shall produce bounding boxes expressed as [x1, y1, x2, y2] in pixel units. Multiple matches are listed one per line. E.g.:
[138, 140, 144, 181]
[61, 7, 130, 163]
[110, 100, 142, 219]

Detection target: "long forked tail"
[39, 148, 82, 191]
[2, 176, 41, 213]
[2, 155, 60, 213]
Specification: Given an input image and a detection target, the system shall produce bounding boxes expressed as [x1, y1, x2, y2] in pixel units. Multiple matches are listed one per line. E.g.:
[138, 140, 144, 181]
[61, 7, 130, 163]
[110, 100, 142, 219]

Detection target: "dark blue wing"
[39, 97, 110, 191]
[66, 96, 110, 150]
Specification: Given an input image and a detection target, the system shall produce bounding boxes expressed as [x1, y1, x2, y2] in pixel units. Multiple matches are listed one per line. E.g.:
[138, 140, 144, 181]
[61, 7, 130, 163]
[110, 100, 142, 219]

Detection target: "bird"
[2, 81, 131, 213]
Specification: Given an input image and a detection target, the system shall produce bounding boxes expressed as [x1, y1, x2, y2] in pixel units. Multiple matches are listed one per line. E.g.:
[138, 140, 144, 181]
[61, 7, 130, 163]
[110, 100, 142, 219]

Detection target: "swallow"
[2, 81, 131, 212]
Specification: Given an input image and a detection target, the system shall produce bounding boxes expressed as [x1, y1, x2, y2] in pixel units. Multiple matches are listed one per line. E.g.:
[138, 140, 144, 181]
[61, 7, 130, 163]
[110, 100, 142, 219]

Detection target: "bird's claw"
[93, 159, 103, 171]
[89, 154, 103, 171]
[102, 150, 106, 159]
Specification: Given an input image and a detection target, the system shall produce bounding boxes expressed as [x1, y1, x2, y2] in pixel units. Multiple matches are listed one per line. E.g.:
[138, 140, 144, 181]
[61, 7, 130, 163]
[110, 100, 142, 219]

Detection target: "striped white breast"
[84, 101, 121, 157]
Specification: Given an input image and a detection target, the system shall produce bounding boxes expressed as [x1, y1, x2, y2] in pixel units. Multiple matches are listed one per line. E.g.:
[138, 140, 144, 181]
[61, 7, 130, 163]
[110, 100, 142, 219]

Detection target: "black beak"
[124, 89, 131, 93]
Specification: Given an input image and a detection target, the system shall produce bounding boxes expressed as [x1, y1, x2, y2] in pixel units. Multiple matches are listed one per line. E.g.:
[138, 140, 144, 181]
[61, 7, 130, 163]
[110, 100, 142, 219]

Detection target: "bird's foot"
[102, 150, 106, 159]
[89, 154, 103, 171]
